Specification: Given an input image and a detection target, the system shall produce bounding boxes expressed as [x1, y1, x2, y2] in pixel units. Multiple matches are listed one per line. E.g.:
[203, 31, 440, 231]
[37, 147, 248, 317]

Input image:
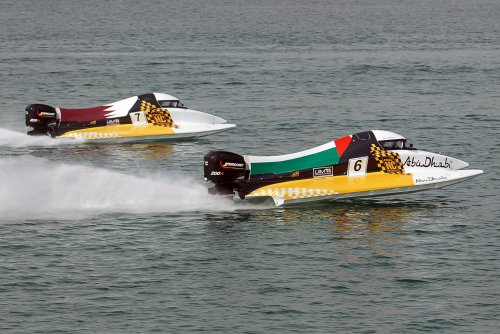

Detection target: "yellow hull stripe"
[59, 124, 175, 140]
[247, 172, 415, 200]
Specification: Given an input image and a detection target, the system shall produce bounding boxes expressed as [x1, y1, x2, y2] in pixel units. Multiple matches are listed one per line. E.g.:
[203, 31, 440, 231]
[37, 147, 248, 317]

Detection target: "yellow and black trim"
[370, 144, 406, 174]
[246, 171, 415, 201]
[59, 123, 175, 140]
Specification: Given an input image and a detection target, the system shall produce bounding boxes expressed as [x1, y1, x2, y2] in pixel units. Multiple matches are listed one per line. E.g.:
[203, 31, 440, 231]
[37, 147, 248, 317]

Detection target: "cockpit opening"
[159, 100, 185, 108]
[379, 139, 415, 150]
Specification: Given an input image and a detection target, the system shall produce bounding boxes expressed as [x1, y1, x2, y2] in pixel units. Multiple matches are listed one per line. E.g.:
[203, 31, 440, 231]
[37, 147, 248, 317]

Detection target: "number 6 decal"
[348, 157, 368, 176]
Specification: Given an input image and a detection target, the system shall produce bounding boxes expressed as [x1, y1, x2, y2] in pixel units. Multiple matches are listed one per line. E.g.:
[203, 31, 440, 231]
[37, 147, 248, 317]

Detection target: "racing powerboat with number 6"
[203, 130, 483, 206]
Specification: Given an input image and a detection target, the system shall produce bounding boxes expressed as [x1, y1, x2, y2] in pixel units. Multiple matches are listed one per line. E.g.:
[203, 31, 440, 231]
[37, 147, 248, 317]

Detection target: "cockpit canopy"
[153, 92, 186, 109]
[371, 130, 416, 150]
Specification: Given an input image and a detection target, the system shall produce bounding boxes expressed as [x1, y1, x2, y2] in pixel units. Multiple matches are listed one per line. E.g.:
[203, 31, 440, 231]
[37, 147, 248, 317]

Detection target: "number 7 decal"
[348, 157, 368, 176]
[130, 111, 147, 125]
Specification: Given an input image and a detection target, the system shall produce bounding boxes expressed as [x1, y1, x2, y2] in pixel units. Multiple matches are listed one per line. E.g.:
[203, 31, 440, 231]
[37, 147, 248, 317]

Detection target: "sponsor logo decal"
[415, 175, 448, 184]
[404, 156, 452, 169]
[106, 119, 120, 125]
[38, 112, 56, 117]
[219, 161, 245, 169]
[210, 171, 224, 176]
[313, 166, 333, 178]
[379, 156, 400, 172]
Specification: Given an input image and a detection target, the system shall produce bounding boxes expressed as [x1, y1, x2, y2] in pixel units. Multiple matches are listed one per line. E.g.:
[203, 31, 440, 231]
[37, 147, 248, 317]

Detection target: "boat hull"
[57, 123, 235, 142]
[243, 169, 483, 206]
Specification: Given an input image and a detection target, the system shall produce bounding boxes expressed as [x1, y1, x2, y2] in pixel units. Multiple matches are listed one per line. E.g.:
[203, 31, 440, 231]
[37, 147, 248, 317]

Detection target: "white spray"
[0, 156, 239, 220]
[0, 127, 82, 147]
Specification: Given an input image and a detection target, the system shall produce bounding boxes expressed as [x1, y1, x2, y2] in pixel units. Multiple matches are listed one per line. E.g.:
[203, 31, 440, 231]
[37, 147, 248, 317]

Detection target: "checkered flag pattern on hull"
[64, 132, 120, 140]
[370, 144, 406, 174]
[249, 187, 338, 200]
[140, 100, 175, 127]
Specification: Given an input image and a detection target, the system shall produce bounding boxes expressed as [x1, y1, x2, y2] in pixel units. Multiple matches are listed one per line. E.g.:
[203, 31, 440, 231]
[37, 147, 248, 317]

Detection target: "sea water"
[0, 0, 499, 332]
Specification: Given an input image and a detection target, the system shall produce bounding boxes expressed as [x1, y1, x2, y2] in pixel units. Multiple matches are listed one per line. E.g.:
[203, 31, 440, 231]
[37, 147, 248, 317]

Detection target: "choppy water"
[1, 0, 499, 333]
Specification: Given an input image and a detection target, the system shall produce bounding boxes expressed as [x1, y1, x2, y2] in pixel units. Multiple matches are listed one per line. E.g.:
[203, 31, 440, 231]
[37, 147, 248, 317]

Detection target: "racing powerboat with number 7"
[25, 92, 235, 141]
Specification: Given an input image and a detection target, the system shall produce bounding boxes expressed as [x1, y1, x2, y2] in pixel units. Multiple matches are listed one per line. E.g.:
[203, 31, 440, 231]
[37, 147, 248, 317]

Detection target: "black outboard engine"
[204, 151, 247, 196]
[25, 104, 58, 136]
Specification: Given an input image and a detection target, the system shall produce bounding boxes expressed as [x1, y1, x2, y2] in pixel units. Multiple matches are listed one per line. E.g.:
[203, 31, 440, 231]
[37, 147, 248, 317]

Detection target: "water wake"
[0, 156, 240, 220]
[0, 127, 82, 148]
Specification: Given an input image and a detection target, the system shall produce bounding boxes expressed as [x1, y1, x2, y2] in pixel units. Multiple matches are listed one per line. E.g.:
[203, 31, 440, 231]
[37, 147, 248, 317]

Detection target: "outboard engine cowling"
[204, 151, 247, 195]
[25, 104, 58, 136]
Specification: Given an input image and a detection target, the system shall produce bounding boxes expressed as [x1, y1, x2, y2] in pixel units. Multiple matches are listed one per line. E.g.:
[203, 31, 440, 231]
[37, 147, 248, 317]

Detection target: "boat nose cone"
[468, 169, 484, 177]
[457, 169, 484, 181]
[449, 156, 469, 170]
[212, 115, 227, 124]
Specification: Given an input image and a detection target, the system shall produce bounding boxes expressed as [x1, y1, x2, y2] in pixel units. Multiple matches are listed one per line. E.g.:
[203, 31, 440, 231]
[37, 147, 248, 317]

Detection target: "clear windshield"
[380, 139, 415, 150]
[159, 100, 185, 108]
